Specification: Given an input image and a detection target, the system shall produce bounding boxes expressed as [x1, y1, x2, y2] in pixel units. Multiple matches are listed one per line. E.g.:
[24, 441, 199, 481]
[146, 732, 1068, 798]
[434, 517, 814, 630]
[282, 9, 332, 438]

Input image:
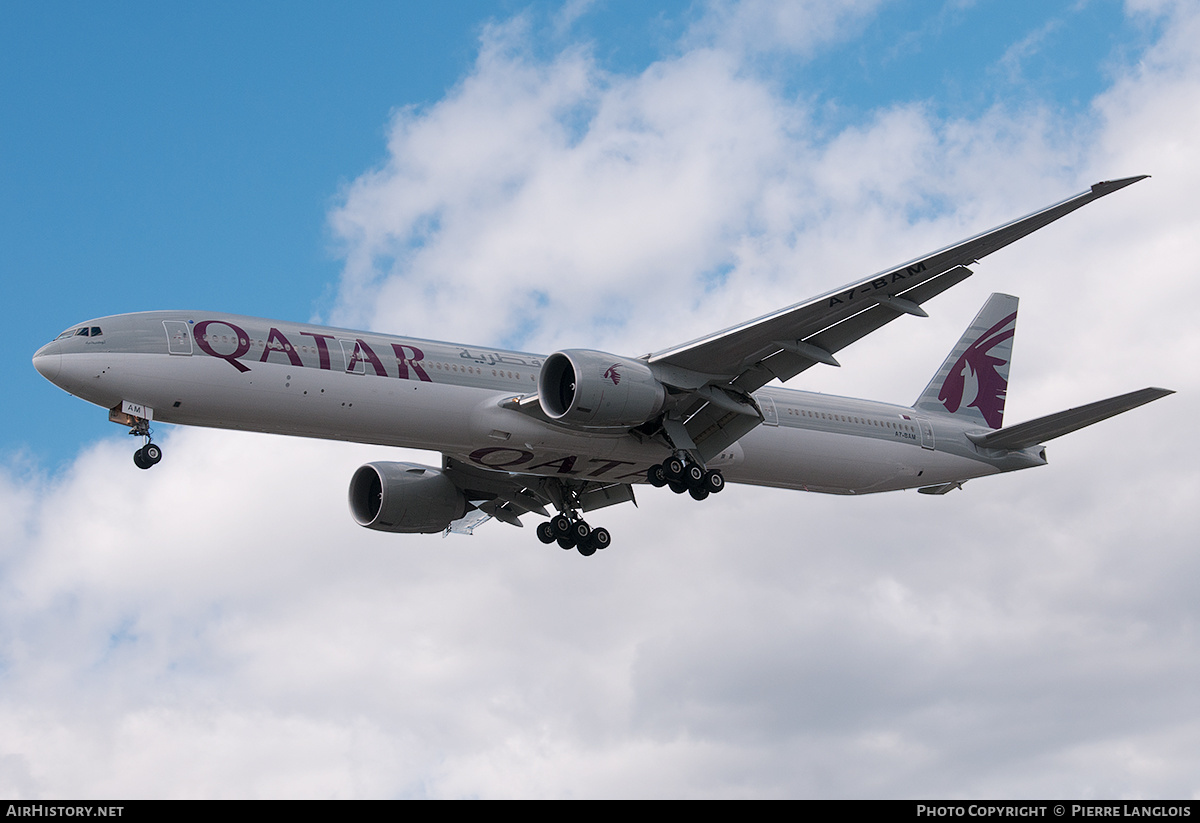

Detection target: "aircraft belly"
[444, 400, 669, 481]
[727, 424, 997, 494]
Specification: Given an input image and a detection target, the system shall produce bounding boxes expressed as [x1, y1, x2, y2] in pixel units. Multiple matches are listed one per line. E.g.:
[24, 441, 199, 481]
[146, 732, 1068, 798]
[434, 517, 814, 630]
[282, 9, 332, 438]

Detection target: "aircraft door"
[163, 321, 193, 355]
[917, 417, 935, 450]
[339, 339, 366, 374]
[755, 393, 779, 426]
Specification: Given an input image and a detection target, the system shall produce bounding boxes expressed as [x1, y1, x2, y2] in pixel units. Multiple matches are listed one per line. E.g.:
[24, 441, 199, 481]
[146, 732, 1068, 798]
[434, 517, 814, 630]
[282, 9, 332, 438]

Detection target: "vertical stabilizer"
[914, 293, 1018, 429]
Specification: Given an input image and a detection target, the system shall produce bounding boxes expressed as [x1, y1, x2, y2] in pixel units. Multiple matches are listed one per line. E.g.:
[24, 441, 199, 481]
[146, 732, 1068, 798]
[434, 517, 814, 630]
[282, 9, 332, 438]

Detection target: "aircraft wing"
[649, 176, 1147, 386]
[642, 176, 1148, 461]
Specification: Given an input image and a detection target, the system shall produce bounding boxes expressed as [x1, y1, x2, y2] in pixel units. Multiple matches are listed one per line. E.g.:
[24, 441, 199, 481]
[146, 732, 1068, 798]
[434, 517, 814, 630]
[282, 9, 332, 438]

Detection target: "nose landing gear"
[109, 402, 163, 470]
[127, 416, 162, 470]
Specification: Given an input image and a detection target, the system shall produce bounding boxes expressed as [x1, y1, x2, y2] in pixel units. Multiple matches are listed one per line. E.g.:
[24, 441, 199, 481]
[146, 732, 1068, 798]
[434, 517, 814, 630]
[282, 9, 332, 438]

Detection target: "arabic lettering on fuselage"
[191, 319, 540, 381]
[456, 347, 540, 368]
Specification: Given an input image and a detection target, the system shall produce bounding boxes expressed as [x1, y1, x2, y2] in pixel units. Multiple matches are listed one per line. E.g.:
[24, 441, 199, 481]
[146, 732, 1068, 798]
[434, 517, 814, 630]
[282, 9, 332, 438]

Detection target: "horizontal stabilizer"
[966, 387, 1174, 451]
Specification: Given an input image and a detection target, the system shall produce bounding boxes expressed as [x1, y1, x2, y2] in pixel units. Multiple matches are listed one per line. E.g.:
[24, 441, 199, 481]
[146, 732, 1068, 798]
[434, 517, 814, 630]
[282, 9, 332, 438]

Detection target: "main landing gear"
[646, 455, 725, 501]
[536, 514, 611, 557]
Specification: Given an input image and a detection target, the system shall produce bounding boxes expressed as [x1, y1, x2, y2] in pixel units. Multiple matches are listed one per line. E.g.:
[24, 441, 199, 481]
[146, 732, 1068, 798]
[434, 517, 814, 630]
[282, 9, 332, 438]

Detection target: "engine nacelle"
[538, 349, 666, 427]
[348, 462, 467, 533]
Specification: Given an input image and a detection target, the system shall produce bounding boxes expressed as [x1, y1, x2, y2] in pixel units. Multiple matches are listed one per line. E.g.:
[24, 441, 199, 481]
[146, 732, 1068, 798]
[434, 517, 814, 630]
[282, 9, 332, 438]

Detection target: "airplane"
[32, 175, 1173, 556]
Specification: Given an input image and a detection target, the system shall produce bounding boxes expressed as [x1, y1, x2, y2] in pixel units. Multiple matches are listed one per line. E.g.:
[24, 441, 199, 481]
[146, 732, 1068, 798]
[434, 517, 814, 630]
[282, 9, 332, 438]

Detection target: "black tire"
[647, 465, 667, 487]
[684, 464, 705, 487]
[571, 520, 592, 542]
[668, 480, 688, 494]
[133, 448, 150, 470]
[577, 541, 597, 557]
[689, 486, 710, 501]
[557, 536, 575, 550]
[551, 513, 573, 537]
[537, 522, 556, 544]
[662, 456, 685, 481]
[589, 528, 611, 550]
[703, 470, 725, 494]
[143, 443, 162, 465]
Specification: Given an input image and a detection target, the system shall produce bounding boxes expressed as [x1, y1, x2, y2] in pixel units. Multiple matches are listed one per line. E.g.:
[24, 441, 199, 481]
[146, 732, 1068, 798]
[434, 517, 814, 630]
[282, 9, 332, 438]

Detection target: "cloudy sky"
[3, 0, 1198, 798]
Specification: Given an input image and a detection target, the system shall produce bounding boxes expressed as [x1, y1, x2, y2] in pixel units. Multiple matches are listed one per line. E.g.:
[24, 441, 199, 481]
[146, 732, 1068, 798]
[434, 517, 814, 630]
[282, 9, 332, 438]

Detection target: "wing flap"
[578, 482, 637, 513]
[730, 264, 975, 393]
[966, 387, 1174, 451]
[441, 455, 638, 530]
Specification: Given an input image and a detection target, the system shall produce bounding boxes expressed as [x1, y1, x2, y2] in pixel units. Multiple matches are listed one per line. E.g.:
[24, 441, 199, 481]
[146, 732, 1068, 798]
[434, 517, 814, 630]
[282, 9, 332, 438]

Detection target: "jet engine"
[537, 349, 666, 427]
[348, 462, 467, 533]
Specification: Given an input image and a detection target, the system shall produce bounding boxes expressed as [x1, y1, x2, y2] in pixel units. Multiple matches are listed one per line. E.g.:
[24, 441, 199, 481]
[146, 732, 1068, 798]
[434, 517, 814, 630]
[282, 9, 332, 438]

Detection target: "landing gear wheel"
[557, 536, 575, 550]
[537, 522, 556, 544]
[132, 440, 161, 470]
[668, 480, 688, 494]
[551, 513, 573, 537]
[662, 456, 685, 481]
[647, 465, 667, 487]
[571, 520, 592, 544]
[588, 527, 611, 551]
[684, 464, 705, 488]
[689, 486, 710, 501]
[578, 541, 597, 557]
[703, 469, 724, 494]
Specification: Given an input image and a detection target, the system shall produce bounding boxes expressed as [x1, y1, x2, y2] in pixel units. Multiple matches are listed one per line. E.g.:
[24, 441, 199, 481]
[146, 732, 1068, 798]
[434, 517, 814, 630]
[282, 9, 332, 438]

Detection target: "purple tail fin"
[913, 294, 1018, 429]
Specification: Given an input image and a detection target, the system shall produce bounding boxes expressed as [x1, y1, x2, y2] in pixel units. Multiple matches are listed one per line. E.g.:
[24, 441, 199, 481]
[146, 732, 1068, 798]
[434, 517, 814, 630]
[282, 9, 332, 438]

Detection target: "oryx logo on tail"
[938, 311, 1016, 429]
[913, 294, 1019, 430]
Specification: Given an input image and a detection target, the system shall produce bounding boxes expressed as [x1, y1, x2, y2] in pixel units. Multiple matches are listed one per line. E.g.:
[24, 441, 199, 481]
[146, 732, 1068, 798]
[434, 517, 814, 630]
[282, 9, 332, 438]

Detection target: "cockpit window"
[54, 326, 103, 341]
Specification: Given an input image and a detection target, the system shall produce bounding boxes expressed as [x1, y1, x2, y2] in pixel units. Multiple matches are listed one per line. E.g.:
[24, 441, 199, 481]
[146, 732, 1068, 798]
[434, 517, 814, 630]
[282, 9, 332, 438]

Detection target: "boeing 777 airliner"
[33, 176, 1172, 555]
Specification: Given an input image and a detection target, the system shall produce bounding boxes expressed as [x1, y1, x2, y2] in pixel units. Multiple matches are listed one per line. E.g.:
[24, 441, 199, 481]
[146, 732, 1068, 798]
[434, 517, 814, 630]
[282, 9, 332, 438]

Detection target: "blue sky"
[6, 2, 501, 464]
[3, 0, 1199, 799]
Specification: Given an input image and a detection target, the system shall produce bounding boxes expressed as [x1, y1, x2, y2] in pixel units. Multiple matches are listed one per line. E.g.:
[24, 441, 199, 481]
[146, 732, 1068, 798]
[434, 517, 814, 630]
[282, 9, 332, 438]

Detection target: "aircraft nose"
[32, 342, 61, 382]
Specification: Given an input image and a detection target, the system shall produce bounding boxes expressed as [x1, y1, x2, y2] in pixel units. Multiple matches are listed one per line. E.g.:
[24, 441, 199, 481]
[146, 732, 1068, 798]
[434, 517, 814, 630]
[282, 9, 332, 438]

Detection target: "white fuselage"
[33, 310, 1046, 494]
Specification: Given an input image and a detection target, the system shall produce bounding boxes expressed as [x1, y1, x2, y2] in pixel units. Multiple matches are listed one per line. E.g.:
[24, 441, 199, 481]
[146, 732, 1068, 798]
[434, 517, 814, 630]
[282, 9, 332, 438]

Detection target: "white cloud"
[5, 0, 1200, 798]
[682, 0, 885, 57]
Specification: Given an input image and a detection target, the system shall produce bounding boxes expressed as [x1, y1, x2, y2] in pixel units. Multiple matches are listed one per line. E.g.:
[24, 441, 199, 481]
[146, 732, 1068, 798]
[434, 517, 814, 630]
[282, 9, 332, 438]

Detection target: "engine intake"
[348, 462, 467, 533]
[538, 349, 665, 427]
